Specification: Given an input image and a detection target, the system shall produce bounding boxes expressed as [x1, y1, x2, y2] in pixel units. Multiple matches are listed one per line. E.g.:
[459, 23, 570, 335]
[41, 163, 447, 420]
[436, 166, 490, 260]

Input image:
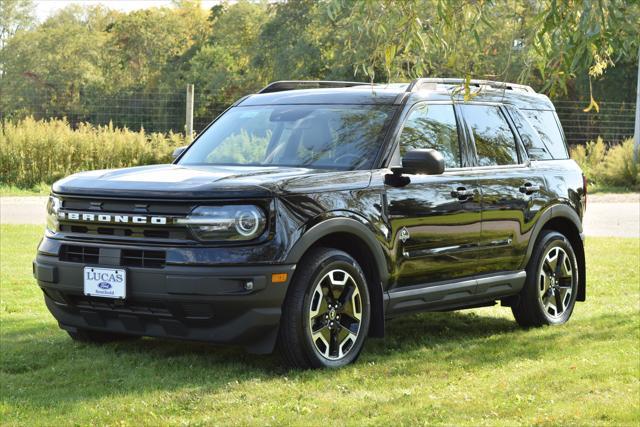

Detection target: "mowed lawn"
[1, 225, 638, 426]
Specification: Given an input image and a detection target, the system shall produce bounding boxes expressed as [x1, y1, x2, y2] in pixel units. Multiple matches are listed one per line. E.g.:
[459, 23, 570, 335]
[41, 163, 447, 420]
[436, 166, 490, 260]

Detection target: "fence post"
[186, 84, 194, 142]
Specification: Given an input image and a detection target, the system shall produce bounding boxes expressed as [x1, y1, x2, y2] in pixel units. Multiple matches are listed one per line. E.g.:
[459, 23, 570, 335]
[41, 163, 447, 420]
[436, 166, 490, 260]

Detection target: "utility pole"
[635, 46, 639, 161]
[186, 84, 194, 142]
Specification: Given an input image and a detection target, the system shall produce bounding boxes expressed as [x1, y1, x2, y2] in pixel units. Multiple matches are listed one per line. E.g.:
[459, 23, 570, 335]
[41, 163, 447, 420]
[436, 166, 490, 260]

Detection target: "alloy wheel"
[538, 246, 574, 318]
[308, 269, 363, 360]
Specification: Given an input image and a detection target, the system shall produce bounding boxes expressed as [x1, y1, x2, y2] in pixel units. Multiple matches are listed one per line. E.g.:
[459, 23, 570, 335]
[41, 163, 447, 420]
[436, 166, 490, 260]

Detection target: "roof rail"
[407, 78, 535, 94]
[258, 80, 370, 94]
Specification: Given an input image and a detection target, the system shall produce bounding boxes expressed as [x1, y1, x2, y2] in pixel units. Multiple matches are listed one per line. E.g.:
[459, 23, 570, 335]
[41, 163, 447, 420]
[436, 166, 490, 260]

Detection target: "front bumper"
[33, 252, 295, 354]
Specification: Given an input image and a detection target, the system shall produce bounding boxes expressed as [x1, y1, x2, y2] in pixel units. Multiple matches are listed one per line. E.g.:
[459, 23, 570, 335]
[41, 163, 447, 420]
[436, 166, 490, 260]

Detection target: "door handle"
[452, 187, 474, 201]
[519, 182, 541, 195]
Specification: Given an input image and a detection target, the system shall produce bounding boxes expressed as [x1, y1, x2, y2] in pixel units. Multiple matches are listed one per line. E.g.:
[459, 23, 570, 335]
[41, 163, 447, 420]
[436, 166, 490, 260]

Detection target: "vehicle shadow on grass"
[2, 310, 632, 410]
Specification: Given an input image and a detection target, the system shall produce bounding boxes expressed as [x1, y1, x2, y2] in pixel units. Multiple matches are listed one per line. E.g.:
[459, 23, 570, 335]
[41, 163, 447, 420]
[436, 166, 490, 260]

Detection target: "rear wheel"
[67, 329, 139, 343]
[512, 230, 579, 327]
[277, 247, 370, 369]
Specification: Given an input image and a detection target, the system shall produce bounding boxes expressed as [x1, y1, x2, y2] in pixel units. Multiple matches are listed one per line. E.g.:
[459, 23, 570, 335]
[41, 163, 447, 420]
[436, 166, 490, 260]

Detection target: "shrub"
[570, 137, 639, 190]
[0, 117, 186, 188]
[602, 139, 640, 187]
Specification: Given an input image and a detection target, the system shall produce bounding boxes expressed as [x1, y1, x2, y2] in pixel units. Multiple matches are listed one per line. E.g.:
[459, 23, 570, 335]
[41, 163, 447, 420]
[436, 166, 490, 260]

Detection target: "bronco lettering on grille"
[58, 212, 169, 225]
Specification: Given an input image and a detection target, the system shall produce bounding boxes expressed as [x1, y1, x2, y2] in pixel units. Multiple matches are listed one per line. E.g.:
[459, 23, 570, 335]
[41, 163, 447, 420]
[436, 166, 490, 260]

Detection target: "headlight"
[177, 205, 266, 241]
[46, 195, 62, 233]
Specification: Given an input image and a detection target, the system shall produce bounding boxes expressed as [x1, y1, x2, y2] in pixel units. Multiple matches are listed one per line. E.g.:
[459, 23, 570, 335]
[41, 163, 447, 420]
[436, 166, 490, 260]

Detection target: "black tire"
[67, 329, 139, 343]
[277, 247, 371, 369]
[512, 230, 579, 327]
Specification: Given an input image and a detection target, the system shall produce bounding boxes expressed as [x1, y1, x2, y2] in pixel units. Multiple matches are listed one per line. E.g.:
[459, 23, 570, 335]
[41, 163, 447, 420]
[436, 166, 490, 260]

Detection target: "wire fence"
[554, 100, 636, 146]
[1, 86, 636, 145]
[0, 87, 228, 134]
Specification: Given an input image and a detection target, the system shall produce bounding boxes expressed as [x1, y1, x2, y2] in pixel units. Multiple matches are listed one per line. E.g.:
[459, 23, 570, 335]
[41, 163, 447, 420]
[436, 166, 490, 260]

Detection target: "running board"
[386, 271, 526, 315]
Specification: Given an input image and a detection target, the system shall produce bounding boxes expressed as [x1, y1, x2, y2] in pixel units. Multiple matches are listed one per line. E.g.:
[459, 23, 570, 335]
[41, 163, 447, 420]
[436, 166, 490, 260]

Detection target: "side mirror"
[172, 146, 187, 161]
[401, 149, 445, 175]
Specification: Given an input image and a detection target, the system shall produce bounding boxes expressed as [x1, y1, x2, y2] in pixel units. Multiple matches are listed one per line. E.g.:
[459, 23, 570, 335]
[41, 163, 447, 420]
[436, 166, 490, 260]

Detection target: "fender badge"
[399, 227, 410, 243]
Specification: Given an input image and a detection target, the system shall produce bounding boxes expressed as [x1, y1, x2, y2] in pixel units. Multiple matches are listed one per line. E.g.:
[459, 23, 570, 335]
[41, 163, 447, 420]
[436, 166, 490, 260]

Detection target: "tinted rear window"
[507, 107, 553, 160]
[520, 110, 569, 159]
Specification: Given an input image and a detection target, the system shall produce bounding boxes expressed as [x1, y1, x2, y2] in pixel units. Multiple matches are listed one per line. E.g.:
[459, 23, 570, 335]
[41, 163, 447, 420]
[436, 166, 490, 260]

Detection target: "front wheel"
[277, 247, 371, 369]
[512, 230, 579, 327]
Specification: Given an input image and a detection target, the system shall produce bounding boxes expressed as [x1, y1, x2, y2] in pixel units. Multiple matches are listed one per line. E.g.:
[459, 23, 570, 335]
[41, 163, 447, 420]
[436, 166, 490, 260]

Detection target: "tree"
[325, 0, 639, 101]
[104, 0, 209, 91]
[0, 5, 116, 120]
[253, 0, 326, 80]
[0, 0, 34, 50]
[185, 1, 270, 104]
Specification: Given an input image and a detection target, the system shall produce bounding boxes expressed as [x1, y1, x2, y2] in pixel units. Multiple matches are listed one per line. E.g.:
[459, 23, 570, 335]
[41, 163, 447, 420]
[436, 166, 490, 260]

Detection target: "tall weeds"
[0, 118, 185, 188]
[1, 118, 637, 192]
[570, 137, 639, 190]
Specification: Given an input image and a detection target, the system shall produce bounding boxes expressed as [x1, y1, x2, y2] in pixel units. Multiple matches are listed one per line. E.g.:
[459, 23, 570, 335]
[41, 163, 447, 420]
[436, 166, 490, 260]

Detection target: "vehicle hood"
[52, 164, 372, 199]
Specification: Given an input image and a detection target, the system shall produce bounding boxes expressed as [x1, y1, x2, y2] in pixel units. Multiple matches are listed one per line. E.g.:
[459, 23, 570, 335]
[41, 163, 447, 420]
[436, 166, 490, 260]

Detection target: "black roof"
[238, 80, 555, 111]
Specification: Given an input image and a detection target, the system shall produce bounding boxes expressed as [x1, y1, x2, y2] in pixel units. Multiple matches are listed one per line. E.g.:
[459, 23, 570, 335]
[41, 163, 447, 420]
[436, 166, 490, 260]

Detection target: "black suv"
[34, 79, 586, 368]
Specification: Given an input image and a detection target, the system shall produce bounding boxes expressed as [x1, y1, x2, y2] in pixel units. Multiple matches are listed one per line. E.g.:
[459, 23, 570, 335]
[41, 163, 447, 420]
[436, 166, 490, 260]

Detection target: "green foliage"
[185, 1, 270, 104]
[105, 1, 209, 91]
[0, 118, 185, 188]
[2, 226, 639, 425]
[0, 0, 35, 50]
[570, 137, 639, 190]
[328, 0, 639, 98]
[601, 139, 640, 188]
[3, 0, 638, 124]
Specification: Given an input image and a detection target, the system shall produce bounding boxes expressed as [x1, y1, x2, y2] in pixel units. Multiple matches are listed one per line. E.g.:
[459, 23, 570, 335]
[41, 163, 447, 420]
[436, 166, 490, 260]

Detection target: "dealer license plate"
[83, 267, 126, 299]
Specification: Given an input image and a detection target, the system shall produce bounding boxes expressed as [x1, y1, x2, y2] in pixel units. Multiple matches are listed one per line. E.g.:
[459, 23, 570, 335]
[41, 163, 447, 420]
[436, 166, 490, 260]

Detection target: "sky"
[34, 0, 224, 21]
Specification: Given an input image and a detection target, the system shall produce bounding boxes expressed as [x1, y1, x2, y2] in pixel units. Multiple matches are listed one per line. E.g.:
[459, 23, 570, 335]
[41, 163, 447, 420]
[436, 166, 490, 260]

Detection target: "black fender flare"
[284, 215, 389, 338]
[284, 216, 389, 286]
[522, 203, 583, 267]
[521, 203, 586, 301]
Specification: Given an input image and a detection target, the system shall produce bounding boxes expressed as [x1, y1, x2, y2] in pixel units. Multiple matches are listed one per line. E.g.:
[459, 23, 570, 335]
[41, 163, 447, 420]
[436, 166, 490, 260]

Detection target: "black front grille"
[59, 245, 166, 268]
[121, 249, 166, 268]
[59, 224, 184, 240]
[60, 245, 99, 264]
[56, 196, 195, 242]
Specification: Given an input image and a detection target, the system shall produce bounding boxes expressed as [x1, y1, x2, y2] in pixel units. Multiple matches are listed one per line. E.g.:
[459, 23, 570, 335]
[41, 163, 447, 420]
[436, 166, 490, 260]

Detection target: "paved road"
[1, 194, 638, 238]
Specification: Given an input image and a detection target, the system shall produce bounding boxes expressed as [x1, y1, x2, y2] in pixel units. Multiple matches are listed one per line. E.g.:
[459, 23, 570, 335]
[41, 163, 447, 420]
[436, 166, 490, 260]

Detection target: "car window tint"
[521, 109, 569, 159]
[461, 105, 519, 166]
[507, 107, 553, 160]
[399, 104, 461, 168]
[179, 105, 393, 169]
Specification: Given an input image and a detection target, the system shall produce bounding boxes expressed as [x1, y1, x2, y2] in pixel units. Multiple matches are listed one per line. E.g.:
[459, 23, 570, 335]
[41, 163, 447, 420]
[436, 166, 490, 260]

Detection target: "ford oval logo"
[98, 282, 112, 290]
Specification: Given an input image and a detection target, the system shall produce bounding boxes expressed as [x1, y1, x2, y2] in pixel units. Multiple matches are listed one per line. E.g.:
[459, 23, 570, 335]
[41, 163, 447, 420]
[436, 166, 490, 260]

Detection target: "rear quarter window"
[520, 109, 569, 160]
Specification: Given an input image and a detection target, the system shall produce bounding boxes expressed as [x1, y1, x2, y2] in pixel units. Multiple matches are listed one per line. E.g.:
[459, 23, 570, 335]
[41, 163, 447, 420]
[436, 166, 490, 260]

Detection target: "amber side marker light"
[272, 273, 288, 283]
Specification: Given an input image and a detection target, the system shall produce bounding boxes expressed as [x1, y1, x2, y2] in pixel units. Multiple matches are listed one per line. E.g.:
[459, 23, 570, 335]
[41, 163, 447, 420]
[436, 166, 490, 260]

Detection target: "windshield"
[178, 105, 394, 169]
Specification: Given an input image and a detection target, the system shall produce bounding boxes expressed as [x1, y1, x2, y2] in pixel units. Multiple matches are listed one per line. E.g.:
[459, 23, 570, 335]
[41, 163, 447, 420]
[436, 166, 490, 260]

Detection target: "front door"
[384, 102, 482, 289]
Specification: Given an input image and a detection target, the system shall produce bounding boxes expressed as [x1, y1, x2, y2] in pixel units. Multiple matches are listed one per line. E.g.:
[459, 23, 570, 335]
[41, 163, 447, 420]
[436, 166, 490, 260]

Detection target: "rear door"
[459, 104, 547, 276]
[385, 102, 482, 288]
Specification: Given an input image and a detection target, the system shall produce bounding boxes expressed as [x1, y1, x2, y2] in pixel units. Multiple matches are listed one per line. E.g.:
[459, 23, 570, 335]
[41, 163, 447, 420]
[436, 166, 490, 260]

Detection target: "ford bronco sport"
[34, 79, 587, 369]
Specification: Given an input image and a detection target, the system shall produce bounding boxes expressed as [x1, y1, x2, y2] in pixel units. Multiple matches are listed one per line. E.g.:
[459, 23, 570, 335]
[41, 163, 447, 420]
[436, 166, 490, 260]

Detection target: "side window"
[399, 103, 461, 168]
[506, 107, 552, 160]
[520, 109, 569, 159]
[461, 104, 519, 166]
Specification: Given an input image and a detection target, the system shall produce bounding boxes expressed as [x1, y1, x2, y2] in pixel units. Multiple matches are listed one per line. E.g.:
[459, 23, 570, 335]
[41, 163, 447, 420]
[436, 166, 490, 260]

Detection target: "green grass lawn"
[1, 225, 638, 426]
[0, 184, 51, 197]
